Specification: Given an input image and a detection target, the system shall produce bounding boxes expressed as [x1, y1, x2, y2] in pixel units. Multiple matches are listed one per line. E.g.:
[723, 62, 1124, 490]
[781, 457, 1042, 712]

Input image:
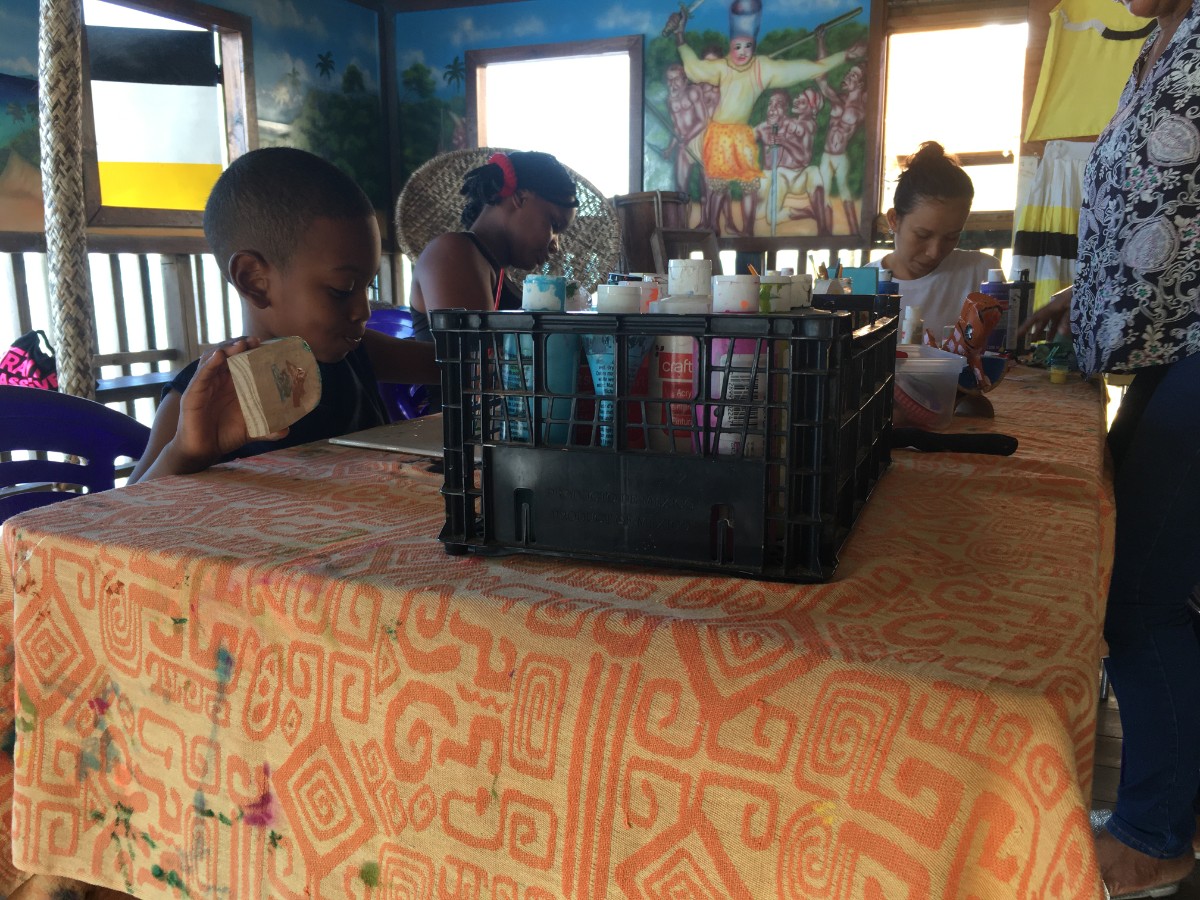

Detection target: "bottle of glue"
[899, 305, 923, 344]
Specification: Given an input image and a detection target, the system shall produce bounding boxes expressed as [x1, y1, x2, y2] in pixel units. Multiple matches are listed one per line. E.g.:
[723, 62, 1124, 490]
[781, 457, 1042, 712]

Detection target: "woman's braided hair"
[459, 150, 578, 227]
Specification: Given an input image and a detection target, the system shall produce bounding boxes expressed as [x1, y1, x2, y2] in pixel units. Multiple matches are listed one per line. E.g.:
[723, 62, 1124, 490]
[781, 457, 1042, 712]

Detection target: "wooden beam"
[886, 0, 1027, 33]
[871, 209, 1014, 242]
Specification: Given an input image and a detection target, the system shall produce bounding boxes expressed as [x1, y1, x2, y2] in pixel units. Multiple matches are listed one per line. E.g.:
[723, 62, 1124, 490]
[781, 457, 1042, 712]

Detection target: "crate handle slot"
[514, 488, 535, 546]
[710, 504, 735, 564]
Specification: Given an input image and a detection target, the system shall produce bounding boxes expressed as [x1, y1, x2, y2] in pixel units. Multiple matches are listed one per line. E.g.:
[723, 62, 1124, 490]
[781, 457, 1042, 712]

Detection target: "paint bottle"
[636, 273, 669, 310]
[759, 270, 794, 312]
[648, 295, 710, 453]
[898, 305, 923, 345]
[705, 275, 764, 457]
[500, 275, 576, 444]
[877, 268, 900, 299]
[583, 285, 653, 448]
[668, 258, 712, 297]
[980, 269, 1011, 351]
[792, 273, 814, 308]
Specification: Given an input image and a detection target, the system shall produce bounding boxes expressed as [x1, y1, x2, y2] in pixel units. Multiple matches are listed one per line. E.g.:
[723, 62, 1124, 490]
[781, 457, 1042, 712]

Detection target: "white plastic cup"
[597, 283, 643, 314]
[759, 273, 793, 312]
[668, 258, 712, 297]
[522, 274, 567, 311]
[793, 274, 813, 308]
[711, 274, 759, 314]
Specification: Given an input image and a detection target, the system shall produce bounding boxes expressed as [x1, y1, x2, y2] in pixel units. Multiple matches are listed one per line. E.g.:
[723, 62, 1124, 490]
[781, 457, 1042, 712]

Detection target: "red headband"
[487, 152, 518, 199]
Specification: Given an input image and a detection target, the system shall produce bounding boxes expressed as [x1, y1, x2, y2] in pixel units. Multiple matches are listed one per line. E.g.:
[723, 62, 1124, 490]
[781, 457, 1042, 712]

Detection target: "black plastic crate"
[431, 299, 896, 582]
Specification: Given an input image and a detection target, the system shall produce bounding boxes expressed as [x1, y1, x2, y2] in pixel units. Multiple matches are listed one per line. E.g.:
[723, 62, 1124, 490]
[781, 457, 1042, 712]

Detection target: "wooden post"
[161, 254, 201, 366]
[38, 0, 94, 399]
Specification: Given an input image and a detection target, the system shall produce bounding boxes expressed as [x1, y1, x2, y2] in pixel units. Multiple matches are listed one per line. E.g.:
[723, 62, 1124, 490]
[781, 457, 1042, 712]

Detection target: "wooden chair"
[650, 227, 721, 274]
[0, 386, 150, 522]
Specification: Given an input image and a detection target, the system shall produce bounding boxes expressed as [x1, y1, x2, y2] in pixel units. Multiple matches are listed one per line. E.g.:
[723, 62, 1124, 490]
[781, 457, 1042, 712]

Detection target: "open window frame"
[80, 0, 257, 228]
[464, 35, 644, 195]
[876, 0, 1028, 243]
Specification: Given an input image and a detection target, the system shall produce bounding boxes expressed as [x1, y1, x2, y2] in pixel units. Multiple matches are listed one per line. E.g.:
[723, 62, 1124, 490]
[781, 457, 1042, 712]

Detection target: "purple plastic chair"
[366, 306, 431, 420]
[0, 385, 151, 522]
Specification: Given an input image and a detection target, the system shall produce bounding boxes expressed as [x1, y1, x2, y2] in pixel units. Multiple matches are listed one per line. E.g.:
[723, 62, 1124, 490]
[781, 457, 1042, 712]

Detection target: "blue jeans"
[1104, 350, 1200, 858]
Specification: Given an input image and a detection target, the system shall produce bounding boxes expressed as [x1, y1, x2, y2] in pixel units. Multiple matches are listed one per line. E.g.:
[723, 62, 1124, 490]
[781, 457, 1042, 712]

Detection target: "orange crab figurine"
[931, 292, 1004, 390]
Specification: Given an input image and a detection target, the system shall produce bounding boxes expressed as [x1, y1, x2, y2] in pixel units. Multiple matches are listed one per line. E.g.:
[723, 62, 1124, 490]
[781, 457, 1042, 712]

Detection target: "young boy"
[128, 147, 437, 483]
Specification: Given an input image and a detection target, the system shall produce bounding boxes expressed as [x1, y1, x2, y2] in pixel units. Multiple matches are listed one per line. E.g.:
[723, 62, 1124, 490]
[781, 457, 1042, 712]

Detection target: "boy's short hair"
[204, 147, 375, 276]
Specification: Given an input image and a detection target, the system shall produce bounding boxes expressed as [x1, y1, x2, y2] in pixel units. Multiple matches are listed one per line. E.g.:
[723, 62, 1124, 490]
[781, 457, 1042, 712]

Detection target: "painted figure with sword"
[662, 0, 866, 236]
[754, 87, 830, 235]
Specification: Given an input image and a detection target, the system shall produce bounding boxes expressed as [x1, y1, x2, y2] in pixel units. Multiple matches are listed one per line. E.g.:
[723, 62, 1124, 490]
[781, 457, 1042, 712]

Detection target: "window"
[81, 0, 255, 227]
[882, 23, 1027, 214]
[467, 37, 642, 198]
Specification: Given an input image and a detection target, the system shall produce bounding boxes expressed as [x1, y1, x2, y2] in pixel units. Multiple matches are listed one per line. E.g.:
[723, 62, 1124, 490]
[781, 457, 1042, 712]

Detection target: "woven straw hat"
[395, 147, 621, 295]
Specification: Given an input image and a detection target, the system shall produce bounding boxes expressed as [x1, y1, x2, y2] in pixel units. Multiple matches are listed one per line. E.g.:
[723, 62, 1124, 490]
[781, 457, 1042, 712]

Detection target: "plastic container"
[793, 273, 814, 308]
[898, 305, 923, 344]
[980, 269, 1011, 352]
[668, 258, 712, 297]
[638, 273, 669, 308]
[711, 274, 758, 312]
[431, 304, 897, 582]
[893, 344, 967, 431]
[759, 272, 794, 312]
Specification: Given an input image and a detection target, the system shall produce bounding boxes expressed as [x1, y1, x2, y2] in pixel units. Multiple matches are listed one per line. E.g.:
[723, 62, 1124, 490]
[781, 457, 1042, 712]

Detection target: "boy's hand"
[174, 338, 287, 467]
[127, 337, 291, 484]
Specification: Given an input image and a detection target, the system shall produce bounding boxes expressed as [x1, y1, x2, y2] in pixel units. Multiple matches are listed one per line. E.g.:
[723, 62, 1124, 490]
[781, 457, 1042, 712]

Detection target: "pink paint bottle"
[704, 275, 764, 457]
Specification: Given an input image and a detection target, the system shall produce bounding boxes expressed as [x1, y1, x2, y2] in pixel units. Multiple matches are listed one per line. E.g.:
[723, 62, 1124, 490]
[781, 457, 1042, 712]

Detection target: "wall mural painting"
[394, 0, 871, 239]
[221, 0, 389, 210]
[647, 0, 869, 238]
[0, 0, 43, 232]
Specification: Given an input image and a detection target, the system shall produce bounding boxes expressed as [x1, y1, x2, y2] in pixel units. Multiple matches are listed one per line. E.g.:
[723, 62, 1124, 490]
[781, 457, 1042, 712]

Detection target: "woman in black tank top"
[405, 151, 579, 345]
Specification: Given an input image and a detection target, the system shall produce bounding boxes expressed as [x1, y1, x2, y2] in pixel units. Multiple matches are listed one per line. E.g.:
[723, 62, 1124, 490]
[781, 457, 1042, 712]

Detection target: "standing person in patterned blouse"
[1021, 0, 1200, 895]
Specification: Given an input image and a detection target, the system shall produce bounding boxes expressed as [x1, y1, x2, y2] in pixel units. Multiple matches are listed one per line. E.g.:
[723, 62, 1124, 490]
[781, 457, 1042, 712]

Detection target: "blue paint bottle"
[980, 269, 1010, 352]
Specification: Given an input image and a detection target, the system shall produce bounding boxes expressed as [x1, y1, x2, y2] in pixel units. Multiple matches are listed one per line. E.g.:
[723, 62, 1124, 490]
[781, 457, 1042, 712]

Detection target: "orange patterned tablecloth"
[0, 369, 1113, 899]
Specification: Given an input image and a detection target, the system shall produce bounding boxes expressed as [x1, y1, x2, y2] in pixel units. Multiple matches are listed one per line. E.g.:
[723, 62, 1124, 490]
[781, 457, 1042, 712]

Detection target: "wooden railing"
[4, 250, 211, 420]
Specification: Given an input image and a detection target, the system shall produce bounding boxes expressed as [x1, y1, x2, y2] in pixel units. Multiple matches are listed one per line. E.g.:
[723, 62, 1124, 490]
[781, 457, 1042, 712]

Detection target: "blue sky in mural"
[0, 0, 38, 80]
[396, 0, 869, 99]
[215, 0, 380, 125]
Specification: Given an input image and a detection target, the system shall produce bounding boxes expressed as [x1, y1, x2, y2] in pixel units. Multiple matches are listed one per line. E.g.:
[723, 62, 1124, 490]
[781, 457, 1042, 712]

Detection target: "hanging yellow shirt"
[1025, 0, 1153, 141]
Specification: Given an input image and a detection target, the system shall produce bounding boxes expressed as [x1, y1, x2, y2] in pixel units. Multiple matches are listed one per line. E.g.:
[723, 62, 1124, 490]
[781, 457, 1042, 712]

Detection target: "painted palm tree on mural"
[316, 52, 335, 80]
[6, 102, 26, 124]
[443, 56, 465, 93]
